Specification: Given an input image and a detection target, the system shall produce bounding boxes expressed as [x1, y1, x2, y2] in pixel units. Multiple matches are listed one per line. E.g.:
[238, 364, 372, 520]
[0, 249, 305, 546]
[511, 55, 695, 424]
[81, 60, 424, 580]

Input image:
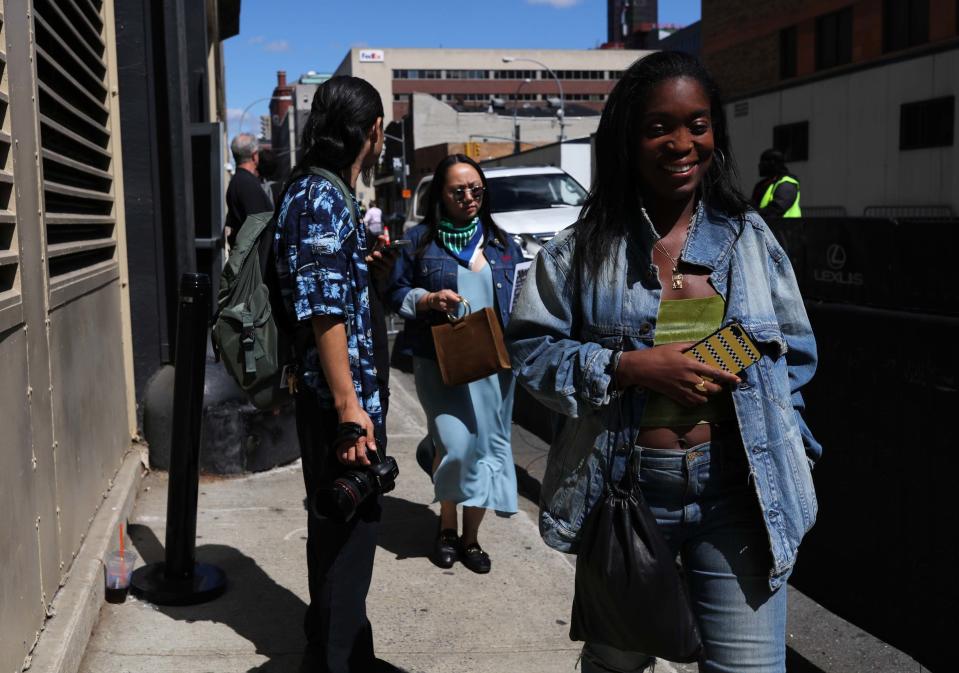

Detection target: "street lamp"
[237, 97, 270, 137]
[502, 56, 566, 142]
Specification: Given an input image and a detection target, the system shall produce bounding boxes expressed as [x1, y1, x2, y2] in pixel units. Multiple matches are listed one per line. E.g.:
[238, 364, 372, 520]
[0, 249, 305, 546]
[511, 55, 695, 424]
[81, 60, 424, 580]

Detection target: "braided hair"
[575, 51, 750, 279]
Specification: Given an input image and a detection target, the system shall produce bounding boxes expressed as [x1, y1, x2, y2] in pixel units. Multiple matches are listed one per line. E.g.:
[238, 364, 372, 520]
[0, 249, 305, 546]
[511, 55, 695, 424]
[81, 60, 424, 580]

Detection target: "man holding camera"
[272, 76, 398, 673]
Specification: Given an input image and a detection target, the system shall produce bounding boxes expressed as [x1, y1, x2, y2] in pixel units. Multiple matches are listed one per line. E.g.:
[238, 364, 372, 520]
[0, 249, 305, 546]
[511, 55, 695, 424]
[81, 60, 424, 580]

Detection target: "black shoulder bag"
[569, 425, 703, 662]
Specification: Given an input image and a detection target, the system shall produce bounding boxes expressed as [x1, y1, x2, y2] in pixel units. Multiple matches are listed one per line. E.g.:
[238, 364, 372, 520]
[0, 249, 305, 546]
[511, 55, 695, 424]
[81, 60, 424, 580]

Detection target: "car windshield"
[487, 174, 587, 213]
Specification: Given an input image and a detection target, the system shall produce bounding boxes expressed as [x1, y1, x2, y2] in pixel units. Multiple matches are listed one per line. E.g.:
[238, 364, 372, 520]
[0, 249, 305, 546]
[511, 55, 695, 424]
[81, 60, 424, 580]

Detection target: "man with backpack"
[272, 77, 395, 673]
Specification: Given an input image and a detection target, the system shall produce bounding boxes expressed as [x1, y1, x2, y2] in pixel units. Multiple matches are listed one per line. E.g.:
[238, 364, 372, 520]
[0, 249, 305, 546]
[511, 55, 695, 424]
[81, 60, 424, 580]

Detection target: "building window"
[494, 70, 539, 80]
[392, 94, 410, 102]
[446, 69, 489, 80]
[553, 70, 606, 80]
[773, 121, 809, 162]
[815, 6, 853, 70]
[608, 70, 625, 79]
[780, 26, 797, 79]
[883, 0, 929, 53]
[391, 69, 440, 80]
[458, 93, 494, 102]
[899, 96, 954, 150]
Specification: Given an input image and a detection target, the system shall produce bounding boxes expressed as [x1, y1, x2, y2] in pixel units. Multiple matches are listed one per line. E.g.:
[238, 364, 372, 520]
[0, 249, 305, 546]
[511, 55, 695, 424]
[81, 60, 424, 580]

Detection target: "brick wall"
[703, 0, 959, 98]
[705, 33, 779, 98]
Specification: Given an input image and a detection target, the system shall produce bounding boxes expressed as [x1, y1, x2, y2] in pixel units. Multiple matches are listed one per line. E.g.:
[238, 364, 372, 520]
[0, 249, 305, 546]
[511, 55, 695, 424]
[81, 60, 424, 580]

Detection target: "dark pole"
[164, 273, 209, 578]
[514, 122, 521, 154]
[132, 273, 227, 605]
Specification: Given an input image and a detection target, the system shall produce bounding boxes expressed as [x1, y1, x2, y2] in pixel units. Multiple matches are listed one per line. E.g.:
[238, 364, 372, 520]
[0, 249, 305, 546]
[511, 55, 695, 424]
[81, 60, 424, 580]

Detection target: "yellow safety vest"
[759, 175, 801, 218]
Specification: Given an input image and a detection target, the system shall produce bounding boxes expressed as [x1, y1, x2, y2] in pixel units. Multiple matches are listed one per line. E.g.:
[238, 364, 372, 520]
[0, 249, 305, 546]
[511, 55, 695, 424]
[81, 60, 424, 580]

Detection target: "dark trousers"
[294, 390, 386, 673]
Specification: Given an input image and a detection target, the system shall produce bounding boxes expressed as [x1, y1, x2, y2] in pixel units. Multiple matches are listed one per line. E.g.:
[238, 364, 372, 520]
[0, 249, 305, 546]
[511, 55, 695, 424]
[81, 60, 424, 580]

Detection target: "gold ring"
[694, 379, 708, 393]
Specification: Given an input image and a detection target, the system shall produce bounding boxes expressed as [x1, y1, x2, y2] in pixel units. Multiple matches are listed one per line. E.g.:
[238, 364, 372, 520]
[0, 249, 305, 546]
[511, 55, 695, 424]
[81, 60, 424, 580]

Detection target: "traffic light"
[391, 157, 404, 184]
[466, 141, 481, 159]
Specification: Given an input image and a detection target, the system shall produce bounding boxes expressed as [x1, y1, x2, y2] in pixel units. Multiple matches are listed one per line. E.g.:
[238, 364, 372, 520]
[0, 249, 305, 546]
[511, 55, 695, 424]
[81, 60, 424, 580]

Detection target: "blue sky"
[224, 0, 702, 137]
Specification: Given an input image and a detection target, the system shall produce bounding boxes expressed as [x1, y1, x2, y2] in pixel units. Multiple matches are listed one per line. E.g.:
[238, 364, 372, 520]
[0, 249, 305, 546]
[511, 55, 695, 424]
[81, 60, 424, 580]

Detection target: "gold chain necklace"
[652, 206, 697, 290]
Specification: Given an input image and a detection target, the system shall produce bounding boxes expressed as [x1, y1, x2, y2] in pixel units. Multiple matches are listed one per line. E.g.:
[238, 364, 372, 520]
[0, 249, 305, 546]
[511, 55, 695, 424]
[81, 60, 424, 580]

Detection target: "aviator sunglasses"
[449, 185, 485, 202]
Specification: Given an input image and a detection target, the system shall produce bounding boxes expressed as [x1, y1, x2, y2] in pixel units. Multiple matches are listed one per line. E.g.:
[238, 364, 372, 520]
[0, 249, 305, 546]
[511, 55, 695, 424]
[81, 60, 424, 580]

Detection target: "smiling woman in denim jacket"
[388, 155, 524, 574]
[506, 52, 821, 673]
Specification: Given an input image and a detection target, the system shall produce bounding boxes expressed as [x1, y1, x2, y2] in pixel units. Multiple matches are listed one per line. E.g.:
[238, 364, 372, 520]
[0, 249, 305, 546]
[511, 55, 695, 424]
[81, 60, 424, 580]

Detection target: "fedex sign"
[359, 50, 385, 63]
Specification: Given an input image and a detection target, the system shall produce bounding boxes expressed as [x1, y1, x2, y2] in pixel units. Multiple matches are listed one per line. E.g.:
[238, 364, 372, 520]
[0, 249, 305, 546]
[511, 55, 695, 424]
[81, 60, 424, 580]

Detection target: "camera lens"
[313, 471, 374, 521]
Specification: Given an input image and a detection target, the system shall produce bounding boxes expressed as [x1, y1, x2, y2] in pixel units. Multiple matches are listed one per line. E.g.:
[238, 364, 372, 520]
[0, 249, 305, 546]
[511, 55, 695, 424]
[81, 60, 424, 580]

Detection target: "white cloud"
[226, 108, 256, 137]
[526, 0, 581, 7]
[263, 40, 290, 53]
[247, 35, 265, 44]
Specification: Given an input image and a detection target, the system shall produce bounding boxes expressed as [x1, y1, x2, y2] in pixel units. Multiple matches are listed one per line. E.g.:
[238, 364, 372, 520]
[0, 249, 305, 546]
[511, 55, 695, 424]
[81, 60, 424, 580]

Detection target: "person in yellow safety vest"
[751, 148, 802, 219]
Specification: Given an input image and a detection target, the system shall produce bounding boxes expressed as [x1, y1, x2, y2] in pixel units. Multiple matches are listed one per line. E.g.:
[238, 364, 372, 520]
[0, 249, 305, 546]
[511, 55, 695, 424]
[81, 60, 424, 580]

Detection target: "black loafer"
[432, 528, 458, 569]
[459, 541, 491, 574]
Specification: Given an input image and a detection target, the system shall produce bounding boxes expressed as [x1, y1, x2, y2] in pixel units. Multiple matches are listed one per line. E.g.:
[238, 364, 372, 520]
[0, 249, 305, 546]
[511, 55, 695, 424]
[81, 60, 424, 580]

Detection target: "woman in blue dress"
[388, 154, 524, 574]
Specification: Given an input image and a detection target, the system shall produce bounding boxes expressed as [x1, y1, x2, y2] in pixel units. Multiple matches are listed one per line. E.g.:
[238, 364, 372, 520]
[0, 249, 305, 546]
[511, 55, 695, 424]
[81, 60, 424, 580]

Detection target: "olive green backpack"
[211, 167, 354, 409]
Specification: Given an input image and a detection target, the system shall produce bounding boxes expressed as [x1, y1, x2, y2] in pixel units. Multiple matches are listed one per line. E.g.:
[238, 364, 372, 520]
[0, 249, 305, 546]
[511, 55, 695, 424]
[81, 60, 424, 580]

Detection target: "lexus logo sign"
[826, 244, 847, 270]
[814, 243, 862, 286]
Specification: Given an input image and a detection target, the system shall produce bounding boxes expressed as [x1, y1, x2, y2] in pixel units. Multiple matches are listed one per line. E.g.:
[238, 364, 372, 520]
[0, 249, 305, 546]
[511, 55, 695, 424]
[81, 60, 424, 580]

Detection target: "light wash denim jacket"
[505, 205, 820, 589]
[387, 224, 524, 359]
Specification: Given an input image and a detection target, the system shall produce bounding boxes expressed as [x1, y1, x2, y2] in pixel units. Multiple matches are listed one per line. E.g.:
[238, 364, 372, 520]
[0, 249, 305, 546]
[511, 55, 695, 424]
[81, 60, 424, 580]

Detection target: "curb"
[26, 448, 145, 673]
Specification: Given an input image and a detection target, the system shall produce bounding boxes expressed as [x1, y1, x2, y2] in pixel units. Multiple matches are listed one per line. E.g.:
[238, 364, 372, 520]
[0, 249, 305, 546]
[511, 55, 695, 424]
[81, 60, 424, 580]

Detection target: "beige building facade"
[333, 47, 649, 204]
[334, 47, 649, 127]
[1, 1, 137, 670]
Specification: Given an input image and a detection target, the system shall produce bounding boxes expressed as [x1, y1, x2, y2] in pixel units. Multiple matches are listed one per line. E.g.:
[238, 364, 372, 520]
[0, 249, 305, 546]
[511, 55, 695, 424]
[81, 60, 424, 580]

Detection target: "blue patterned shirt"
[274, 174, 383, 432]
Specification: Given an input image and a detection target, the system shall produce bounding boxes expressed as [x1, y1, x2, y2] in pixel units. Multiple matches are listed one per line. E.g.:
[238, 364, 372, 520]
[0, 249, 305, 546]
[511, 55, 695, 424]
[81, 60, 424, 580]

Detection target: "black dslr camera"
[313, 422, 399, 522]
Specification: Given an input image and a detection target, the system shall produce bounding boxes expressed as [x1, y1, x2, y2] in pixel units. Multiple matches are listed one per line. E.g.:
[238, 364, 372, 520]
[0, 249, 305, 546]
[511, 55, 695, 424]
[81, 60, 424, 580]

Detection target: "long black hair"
[280, 76, 383, 197]
[576, 51, 750, 276]
[416, 154, 510, 257]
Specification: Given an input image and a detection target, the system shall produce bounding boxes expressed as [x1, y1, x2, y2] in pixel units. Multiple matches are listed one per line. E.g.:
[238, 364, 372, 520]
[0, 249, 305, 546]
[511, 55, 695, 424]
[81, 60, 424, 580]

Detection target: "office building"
[333, 47, 645, 127]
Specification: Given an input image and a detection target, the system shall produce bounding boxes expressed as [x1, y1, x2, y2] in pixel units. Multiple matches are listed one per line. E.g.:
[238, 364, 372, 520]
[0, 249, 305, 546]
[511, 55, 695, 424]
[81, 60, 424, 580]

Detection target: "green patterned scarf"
[437, 217, 479, 253]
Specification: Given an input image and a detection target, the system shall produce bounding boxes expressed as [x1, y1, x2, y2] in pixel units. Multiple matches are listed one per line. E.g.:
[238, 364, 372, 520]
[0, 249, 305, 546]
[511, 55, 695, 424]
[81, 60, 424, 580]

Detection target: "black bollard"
[131, 273, 227, 606]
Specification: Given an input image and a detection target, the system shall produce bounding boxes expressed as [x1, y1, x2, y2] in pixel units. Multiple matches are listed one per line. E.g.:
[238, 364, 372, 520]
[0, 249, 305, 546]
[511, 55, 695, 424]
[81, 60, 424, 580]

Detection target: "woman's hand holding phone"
[615, 343, 740, 407]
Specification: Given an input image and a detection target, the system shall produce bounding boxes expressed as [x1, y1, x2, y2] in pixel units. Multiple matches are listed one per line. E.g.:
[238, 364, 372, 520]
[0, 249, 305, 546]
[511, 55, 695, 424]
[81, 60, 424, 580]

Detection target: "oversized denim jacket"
[505, 205, 820, 590]
[387, 223, 524, 359]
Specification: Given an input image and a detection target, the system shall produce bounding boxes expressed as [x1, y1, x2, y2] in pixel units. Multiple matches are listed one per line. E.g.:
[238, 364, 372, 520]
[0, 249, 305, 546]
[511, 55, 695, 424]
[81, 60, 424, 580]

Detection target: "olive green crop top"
[640, 295, 736, 427]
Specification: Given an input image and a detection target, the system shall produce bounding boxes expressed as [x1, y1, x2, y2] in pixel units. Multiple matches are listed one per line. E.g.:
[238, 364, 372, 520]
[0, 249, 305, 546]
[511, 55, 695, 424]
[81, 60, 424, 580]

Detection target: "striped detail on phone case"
[684, 324, 761, 375]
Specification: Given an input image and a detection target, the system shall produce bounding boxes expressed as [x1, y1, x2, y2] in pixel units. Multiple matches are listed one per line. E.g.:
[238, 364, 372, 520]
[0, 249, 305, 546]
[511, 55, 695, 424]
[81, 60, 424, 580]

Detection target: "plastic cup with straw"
[104, 523, 137, 602]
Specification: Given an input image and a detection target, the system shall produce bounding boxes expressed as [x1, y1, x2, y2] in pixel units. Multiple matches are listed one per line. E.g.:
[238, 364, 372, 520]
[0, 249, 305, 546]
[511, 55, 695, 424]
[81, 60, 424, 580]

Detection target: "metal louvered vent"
[33, 0, 116, 281]
[0, 6, 18, 306]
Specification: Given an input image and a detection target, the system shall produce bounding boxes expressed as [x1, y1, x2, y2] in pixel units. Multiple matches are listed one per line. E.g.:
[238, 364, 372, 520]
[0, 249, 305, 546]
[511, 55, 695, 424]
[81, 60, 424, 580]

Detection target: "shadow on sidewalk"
[128, 524, 305, 671]
[127, 524, 408, 673]
[377, 494, 439, 561]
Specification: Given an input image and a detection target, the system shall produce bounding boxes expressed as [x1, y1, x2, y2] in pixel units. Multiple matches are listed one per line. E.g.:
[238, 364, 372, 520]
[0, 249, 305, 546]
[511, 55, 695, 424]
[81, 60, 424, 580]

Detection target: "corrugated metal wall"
[0, 0, 135, 670]
[725, 47, 959, 216]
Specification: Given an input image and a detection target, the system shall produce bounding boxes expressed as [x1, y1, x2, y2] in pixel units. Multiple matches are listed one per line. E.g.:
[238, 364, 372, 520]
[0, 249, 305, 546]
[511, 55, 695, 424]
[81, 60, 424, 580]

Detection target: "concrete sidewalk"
[78, 370, 585, 673]
[77, 367, 925, 673]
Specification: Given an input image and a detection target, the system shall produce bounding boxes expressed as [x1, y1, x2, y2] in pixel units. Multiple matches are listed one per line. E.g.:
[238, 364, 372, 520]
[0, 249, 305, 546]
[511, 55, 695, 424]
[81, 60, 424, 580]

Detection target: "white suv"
[403, 166, 587, 258]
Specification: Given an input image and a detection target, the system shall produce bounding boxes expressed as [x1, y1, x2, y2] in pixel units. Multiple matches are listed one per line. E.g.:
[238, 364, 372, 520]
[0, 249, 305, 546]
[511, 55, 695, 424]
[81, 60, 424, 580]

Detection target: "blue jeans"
[581, 434, 787, 673]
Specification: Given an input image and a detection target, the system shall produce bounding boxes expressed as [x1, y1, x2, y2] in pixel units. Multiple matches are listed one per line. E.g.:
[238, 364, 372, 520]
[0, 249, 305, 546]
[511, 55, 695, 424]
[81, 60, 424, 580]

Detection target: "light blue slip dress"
[412, 262, 518, 515]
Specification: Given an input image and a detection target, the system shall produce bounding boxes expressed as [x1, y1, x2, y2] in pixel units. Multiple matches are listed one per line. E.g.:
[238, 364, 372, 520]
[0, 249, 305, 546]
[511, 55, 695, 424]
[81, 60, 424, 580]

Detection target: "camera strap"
[334, 422, 366, 449]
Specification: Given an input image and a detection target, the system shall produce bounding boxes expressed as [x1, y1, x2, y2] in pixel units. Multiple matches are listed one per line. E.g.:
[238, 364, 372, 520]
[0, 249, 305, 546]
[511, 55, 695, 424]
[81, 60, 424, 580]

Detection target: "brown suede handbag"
[431, 298, 511, 386]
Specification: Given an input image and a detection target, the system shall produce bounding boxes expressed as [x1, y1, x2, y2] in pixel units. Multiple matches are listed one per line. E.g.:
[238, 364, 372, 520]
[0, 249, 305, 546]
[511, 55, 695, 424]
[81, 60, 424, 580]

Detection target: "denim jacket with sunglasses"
[387, 223, 525, 359]
[505, 206, 820, 590]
